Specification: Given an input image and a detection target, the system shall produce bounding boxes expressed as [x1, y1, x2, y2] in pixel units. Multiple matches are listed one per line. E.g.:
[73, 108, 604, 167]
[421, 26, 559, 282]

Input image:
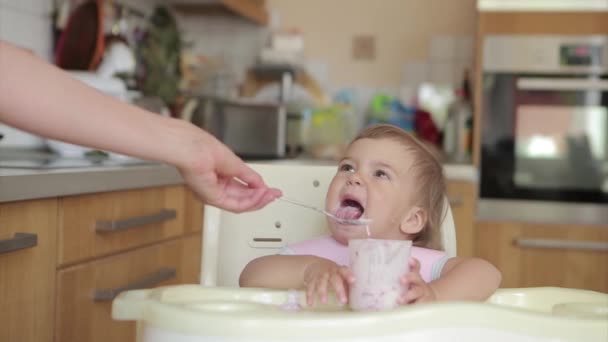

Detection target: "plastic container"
[348, 239, 411, 311]
[113, 285, 608, 342]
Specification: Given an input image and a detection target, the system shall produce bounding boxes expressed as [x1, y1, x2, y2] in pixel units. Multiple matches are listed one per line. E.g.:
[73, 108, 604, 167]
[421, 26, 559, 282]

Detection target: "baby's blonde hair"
[350, 124, 446, 250]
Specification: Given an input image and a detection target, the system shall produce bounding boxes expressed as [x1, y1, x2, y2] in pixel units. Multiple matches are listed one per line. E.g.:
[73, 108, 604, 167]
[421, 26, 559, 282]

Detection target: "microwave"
[191, 98, 290, 159]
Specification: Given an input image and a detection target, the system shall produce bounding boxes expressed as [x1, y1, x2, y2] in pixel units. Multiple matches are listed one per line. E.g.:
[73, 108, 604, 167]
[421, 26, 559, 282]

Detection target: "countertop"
[0, 158, 477, 203]
[0, 163, 183, 203]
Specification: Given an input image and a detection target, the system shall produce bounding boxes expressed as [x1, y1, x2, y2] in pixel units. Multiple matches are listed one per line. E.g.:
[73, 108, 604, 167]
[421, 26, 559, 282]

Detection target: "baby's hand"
[303, 259, 354, 306]
[398, 257, 437, 304]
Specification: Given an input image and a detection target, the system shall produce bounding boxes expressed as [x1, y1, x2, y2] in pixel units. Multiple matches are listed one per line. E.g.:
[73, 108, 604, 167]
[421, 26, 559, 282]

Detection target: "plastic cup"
[348, 238, 412, 311]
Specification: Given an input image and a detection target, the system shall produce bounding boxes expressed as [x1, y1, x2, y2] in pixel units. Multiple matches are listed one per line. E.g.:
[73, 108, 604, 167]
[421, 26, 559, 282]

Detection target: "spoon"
[277, 197, 371, 226]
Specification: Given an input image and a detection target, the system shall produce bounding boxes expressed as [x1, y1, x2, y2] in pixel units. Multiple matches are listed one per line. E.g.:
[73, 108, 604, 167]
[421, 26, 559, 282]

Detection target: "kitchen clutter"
[47, 1, 474, 164]
[48, 0, 174, 158]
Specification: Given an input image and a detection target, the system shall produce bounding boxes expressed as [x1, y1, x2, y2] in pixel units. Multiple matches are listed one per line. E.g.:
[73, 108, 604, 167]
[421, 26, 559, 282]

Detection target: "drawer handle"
[514, 238, 608, 252]
[0, 233, 38, 254]
[96, 209, 177, 233]
[93, 267, 176, 301]
[448, 196, 464, 207]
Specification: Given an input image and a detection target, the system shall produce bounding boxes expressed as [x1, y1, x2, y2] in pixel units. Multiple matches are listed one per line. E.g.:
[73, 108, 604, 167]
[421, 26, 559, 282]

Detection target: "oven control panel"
[560, 44, 603, 66]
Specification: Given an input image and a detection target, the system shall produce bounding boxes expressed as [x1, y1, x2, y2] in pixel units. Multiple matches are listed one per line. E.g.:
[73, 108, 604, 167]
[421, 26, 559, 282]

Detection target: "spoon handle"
[277, 197, 324, 213]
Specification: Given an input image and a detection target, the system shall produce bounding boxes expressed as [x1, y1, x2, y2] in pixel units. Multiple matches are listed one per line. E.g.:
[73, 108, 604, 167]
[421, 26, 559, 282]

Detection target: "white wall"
[0, 0, 53, 59]
[0, 0, 54, 147]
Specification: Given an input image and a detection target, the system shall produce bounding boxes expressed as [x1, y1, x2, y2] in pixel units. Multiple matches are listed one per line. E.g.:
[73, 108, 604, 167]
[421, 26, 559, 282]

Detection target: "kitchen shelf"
[170, 0, 268, 25]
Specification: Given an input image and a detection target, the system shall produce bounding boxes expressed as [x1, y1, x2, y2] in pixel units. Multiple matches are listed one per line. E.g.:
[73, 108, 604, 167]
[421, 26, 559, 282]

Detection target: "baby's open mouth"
[335, 198, 365, 220]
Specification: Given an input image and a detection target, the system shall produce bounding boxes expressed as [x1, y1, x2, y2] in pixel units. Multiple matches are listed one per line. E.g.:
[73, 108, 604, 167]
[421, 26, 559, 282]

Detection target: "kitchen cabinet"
[0, 184, 203, 342]
[446, 180, 476, 257]
[476, 221, 608, 292]
[54, 185, 203, 342]
[170, 0, 268, 25]
[0, 199, 58, 342]
[56, 234, 201, 342]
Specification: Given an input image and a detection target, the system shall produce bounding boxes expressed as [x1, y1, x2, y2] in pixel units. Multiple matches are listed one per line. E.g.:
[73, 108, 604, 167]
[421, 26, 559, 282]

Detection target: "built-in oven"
[479, 35, 608, 225]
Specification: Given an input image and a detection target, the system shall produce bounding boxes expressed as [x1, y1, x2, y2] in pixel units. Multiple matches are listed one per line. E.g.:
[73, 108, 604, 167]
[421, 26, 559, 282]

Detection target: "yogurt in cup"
[348, 239, 412, 311]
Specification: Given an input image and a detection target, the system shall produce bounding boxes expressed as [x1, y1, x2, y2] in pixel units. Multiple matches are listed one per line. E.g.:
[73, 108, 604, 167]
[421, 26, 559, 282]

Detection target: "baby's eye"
[374, 170, 390, 179]
[339, 163, 354, 172]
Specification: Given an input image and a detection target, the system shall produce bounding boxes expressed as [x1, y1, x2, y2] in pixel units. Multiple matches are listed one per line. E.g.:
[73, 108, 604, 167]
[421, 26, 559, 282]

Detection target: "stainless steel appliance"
[191, 98, 288, 159]
[479, 35, 608, 224]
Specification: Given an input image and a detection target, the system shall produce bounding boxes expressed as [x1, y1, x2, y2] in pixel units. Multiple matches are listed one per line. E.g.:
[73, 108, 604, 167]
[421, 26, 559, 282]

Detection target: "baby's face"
[325, 138, 417, 244]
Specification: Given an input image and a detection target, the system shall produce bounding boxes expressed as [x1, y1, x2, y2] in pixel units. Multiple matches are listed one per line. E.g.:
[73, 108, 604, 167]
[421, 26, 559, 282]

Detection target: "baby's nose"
[346, 174, 362, 186]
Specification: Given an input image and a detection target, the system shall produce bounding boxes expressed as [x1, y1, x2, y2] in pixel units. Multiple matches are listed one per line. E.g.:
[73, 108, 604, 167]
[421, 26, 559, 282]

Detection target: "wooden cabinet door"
[477, 221, 608, 292]
[0, 199, 58, 342]
[446, 181, 476, 257]
[56, 234, 201, 342]
[184, 188, 203, 233]
[59, 186, 185, 266]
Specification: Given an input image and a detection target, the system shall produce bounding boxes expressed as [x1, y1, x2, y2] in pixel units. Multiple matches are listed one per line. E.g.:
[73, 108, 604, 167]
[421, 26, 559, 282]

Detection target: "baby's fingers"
[329, 273, 348, 304]
[305, 278, 318, 306]
[401, 286, 423, 304]
[337, 267, 355, 284]
[315, 272, 331, 304]
[408, 257, 421, 274]
[401, 270, 424, 288]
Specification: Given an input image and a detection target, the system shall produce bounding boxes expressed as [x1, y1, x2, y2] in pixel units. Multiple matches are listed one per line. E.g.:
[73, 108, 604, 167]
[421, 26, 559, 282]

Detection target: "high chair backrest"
[201, 163, 457, 287]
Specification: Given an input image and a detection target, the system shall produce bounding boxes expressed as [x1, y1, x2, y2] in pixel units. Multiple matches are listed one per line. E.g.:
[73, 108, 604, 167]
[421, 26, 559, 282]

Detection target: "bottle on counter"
[443, 70, 473, 163]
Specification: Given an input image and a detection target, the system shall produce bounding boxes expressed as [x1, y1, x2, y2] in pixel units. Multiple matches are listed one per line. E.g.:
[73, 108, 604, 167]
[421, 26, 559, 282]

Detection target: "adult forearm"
[239, 255, 323, 289]
[430, 258, 502, 301]
[0, 41, 197, 168]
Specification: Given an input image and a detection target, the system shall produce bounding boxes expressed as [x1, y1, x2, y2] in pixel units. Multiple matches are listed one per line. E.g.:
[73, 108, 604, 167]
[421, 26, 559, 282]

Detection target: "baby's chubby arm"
[429, 256, 502, 301]
[239, 255, 353, 305]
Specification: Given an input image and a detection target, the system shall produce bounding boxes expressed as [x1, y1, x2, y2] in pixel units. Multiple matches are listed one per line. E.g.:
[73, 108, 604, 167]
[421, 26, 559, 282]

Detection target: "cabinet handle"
[514, 238, 608, 252]
[448, 196, 464, 207]
[93, 267, 176, 301]
[96, 209, 177, 233]
[0, 233, 37, 254]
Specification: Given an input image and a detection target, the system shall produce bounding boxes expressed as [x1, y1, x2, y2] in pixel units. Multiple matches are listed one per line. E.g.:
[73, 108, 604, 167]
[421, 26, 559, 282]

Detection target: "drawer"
[477, 221, 608, 292]
[0, 199, 57, 342]
[446, 181, 476, 257]
[58, 186, 185, 266]
[56, 234, 201, 342]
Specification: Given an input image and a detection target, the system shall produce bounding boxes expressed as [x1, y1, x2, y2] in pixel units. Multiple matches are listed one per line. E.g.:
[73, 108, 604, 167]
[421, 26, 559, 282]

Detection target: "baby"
[240, 124, 501, 306]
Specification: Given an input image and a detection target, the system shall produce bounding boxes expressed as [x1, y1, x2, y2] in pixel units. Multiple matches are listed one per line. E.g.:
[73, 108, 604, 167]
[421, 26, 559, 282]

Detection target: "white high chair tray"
[113, 285, 608, 342]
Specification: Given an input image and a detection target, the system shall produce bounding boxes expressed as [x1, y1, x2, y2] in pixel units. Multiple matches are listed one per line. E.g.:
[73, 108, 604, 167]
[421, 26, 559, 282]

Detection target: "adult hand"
[178, 129, 281, 213]
[398, 257, 437, 304]
[303, 259, 354, 306]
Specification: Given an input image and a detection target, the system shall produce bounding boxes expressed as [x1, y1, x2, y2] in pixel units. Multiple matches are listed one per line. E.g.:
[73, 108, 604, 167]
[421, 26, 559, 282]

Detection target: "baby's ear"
[400, 206, 427, 235]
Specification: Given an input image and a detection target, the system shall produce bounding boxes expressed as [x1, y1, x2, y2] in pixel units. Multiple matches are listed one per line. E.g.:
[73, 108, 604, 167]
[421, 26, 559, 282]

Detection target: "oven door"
[481, 74, 608, 203]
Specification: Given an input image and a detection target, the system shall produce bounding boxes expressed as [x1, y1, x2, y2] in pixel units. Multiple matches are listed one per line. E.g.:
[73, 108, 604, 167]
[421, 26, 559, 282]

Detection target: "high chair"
[201, 163, 457, 286]
[113, 162, 608, 341]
